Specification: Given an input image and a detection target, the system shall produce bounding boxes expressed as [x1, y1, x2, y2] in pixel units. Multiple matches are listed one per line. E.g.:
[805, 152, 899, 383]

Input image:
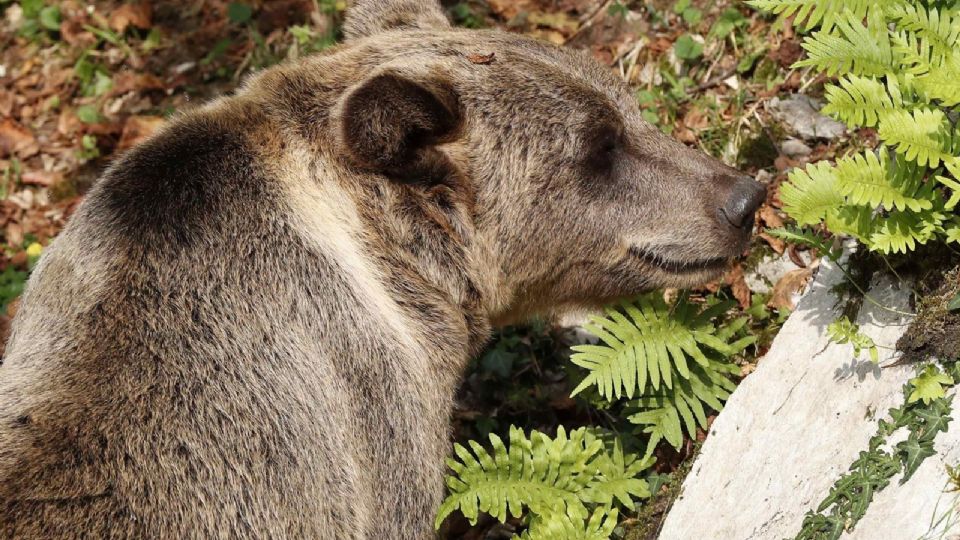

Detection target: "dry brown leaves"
[768, 267, 814, 311]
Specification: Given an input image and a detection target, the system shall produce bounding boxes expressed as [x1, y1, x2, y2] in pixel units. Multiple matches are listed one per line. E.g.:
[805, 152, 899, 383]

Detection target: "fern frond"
[779, 161, 845, 226]
[866, 206, 947, 253]
[822, 75, 902, 128]
[834, 150, 933, 212]
[581, 439, 653, 507]
[878, 108, 960, 167]
[945, 218, 960, 244]
[825, 205, 875, 239]
[627, 359, 739, 455]
[747, 0, 900, 32]
[435, 426, 598, 528]
[891, 30, 940, 75]
[765, 227, 843, 259]
[935, 175, 960, 210]
[437, 427, 654, 533]
[796, 9, 895, 76]
[515, 508, 619, 540]
[569, 294, 749, 401]
[915, 53, 960, 105]
[886, 4, 960, 63]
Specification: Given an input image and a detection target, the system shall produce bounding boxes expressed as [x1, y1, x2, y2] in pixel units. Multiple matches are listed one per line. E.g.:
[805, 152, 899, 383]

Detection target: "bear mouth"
[628, 246, 730, 274]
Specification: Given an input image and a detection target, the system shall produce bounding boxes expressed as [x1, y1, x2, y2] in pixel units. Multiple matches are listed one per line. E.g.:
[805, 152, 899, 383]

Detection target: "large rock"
[768, 95, 846, 141]
[659, 258, 960, 540]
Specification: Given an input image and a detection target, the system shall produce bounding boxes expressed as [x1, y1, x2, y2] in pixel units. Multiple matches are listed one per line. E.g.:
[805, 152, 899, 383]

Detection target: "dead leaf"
[4, 222, 23, 249]
[6, 297, 19, 318]
[528, 11, 579, 34]
[20, 169, 63, 187]
[466, 52, 496, 65]
[111, 72, 166, 96]
[57, 108, 82, 137]
[0, 90, 13, 118]
[118, 115, 165, 150]
[758, 205, 784, 229]
[724, 263, 752, 309]
[0, 119, 39, 158]
[486, 0, 534, 19]
[788, 243, 809, 268]
[759, 231, 786, 254]
[768, 267, 814, 311]
[109, 3, 152, 34]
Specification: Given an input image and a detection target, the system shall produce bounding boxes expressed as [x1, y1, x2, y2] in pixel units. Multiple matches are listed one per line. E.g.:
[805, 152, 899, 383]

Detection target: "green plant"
[750, 1, 960, 254]
[17, 0, 60, 40]
[571, 293, 753, 456]
[826, 316, 879, 363]
[436, 293, 756, 538]
[796, 363, 957, 540]
[435, 426, 653, 539]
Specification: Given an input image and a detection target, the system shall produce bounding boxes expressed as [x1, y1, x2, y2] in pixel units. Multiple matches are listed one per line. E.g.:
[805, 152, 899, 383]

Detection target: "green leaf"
[896, 435, 936, 482]
[227, 2, 253, 24]
[908, 366, 954, 405]
[38, 5, 60, 31]
[948, 292, 960, 312]
[710, 7, 746, 38]
[682, 8, 703, 26]
[673, 34, 704, 61]
[76, 105, 100, 124]
[779, 161, 844, 226]
[878, 108, 960, 168]
[795, 9, 895, 76]
[436, 427, 649, 532]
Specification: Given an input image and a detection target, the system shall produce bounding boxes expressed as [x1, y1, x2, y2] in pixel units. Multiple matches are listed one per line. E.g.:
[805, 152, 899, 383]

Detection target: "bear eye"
[585, 127, 621, 172]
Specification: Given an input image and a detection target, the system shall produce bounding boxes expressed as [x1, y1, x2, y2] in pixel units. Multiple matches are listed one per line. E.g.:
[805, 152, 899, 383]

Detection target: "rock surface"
[768, 95, 846, 141]
[659, 258, 960, 540]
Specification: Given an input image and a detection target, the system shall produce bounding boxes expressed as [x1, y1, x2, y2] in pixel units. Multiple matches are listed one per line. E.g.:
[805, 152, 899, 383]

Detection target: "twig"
[566, 0, 615, 44]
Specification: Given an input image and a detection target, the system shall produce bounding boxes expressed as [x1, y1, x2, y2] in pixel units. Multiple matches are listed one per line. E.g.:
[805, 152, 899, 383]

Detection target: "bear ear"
[335, 71, 461, 181]
[344, 0, 451, 41]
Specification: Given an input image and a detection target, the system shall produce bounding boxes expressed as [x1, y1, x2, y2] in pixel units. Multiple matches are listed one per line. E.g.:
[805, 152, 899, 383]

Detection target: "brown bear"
[0, 0, 764, 538]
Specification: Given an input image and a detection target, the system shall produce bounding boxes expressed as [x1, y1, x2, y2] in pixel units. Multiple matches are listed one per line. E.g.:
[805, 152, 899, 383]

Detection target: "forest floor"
[0, 0, 862, 537]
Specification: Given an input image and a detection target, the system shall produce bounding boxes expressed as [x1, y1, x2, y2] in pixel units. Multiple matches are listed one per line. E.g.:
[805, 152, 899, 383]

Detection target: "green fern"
[435, 426, 652, 535]
[945, 218, 960, 244]
[834, 150, 931, 212]
[746, 0, 899, 31]
[915, 53, 960, 105]
[867, 206, 947, 253]
[765, 226, 843, 260]
[779, 161, 846, 226]
[795, 9, 895, 76]
[569, 294, 753, 401]
[627, 358, 739, 456]
[885, 5, 960, 64]
[878, 108, 959, 168]
[753, 0, 960, 254]
[936, 175, 960, 209]
[822, 75, 903, 128]
[514, 508, 619, 540]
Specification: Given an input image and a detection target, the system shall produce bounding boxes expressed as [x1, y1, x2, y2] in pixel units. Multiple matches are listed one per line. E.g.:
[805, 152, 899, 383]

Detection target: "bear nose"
[720, 177, 766, 229]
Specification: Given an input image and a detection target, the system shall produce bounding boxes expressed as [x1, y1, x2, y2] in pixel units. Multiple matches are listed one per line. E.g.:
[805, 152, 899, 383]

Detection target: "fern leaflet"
[569, 294, 752, 401]
[514, 508, 619, 540]
[796, 9, 895, 76]
[436, 427, 652, 533]
[627, 358, 739, 455]
[779, 161, 845, 226]
[878, 107, 959, 167]
[822, 75, 902, 128]
[867, 206, 947, 253]
[834, 150, 932, 212]
[885, 4, 960, 64]
[747, 0, 901, 32]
